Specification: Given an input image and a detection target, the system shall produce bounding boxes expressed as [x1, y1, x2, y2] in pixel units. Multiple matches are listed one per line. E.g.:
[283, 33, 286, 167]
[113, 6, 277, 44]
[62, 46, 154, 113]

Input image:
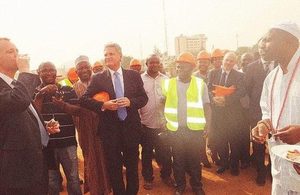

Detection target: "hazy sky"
[1, 0, 299, 70]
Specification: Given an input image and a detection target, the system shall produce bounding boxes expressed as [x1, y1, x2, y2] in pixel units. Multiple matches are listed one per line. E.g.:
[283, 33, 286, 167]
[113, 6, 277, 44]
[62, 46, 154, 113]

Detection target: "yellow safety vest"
[58, 78, 73, 88]
[162, 76, 206, 131]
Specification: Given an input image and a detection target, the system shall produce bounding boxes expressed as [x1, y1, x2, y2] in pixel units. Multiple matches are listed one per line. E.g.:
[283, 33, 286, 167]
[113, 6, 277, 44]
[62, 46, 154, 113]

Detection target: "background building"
[175, 34, 207, 56]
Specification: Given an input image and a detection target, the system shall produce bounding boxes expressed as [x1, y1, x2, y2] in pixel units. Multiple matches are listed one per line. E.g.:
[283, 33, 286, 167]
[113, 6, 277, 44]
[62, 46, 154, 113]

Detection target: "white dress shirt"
[140, 72, 168, 129]
[108, 67, 124, 96]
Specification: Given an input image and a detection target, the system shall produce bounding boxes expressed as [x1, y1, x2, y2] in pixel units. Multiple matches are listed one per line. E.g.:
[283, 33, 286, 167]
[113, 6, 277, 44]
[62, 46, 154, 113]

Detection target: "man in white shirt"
[140, 54, 174, 190]
[252, 21, 300, 194]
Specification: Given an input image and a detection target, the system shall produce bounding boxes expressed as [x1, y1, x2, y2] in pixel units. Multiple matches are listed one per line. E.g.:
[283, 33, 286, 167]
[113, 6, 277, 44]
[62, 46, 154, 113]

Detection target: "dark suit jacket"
[244, 59, 268, 125]
[0, 72, 44, 189]
[80, 68, 148, 147]
[207, 68, 246, 131]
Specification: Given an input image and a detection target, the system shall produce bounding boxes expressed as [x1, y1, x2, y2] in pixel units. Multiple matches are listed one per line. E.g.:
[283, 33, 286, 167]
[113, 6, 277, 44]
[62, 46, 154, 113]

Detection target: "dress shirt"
[219, 68, 232, 85]
[140, 72, 168, 129]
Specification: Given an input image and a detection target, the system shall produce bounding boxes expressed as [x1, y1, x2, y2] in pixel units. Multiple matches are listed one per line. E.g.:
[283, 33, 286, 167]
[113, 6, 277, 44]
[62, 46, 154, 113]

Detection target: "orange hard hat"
[93, 91, 110, 102]
[211, 49, 224, 58]
[176, 52, 196, 67]
[93, 61, 103, 68]
[129, 59, 141, 66]
[67, 67, 79, 83]
[197, 50, 211, 60]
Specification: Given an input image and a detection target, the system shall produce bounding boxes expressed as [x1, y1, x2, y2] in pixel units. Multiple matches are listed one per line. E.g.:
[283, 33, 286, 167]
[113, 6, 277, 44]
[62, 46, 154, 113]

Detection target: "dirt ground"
[61, 148, 272, 195]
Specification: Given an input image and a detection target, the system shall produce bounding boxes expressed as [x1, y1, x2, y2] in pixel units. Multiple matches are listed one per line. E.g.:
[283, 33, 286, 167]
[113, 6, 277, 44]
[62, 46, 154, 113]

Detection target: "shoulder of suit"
[0, 77, 8, 88]
[94, 69, 110, 78]
[124, 68, 141, 77]
[230, 69, 244, 77]
[247, 60, 261, 70]
[208, 68, 219, 75]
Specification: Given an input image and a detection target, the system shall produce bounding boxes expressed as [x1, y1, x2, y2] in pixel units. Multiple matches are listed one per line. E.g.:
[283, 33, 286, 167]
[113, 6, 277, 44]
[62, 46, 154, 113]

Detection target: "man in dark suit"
[80, 42, 148, 195]
[0, 38, 49, 194]
[207, 52, 246, 176]
[244, 39, 274, 185]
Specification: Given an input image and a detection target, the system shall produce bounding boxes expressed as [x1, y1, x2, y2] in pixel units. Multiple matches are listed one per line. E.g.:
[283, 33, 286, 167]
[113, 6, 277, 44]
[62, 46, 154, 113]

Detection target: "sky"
[1, 0, 300, 70]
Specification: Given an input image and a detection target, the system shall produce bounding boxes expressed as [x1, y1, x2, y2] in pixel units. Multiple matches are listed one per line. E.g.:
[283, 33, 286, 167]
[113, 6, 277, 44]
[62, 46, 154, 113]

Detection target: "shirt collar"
[221, 68, 231, 75]
[143, 71, 163, 79]
[108, 66, 123, 77]
[0, 72, 14, 87]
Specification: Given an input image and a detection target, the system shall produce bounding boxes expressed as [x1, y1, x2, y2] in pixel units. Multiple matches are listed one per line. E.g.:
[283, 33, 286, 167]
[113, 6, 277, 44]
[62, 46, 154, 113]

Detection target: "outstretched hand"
[274, 125, 300, 144]
[293, 163, 300, 175]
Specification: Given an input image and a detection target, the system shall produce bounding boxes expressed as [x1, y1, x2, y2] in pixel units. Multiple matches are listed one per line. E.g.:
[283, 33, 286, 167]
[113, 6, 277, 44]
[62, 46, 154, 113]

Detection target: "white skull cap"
[271, 21, 300, 40]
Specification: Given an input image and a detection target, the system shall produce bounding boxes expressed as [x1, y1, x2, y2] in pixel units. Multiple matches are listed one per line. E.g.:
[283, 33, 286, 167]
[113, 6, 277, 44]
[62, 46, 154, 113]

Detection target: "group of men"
[1, 21, 300, 195]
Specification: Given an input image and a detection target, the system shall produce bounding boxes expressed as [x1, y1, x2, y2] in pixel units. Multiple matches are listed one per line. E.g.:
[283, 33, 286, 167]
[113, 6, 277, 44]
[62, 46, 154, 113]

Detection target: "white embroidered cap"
[75, 55, 90, 66]
[271, 21, 300, 40]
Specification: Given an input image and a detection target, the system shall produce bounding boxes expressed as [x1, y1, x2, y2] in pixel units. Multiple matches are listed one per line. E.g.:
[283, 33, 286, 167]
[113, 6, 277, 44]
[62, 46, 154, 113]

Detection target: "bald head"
[223, 52, 237, 71]
[0, 38, 19, 78]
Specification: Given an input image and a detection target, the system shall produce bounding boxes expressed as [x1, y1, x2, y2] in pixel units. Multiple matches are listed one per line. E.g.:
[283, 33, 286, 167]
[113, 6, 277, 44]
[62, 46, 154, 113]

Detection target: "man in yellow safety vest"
[162, 52, 211, 195]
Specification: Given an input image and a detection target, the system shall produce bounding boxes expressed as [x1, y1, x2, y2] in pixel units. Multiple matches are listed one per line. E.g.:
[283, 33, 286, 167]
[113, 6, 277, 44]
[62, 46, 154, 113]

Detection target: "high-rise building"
[175, 34, 207, 56]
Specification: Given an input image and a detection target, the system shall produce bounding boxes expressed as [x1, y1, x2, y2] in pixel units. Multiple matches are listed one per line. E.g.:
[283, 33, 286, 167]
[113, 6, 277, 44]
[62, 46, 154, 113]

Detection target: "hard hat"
[211, 49, 224, 58]
[129, 59, 141, 66]
[93, 61, 103, 68]
[93, 91, 110, 102]
[67, 67, 79, 83]
[197, 50, 211, 60]
[176, 52, 196, 67]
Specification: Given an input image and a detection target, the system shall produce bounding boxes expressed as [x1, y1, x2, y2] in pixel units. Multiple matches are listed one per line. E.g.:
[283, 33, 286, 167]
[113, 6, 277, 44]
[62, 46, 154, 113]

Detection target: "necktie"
[28, 105, 49, 146]
[11, 80, 49, 146]
[114, 72, 127, 120]
[219, 72, 227, 86]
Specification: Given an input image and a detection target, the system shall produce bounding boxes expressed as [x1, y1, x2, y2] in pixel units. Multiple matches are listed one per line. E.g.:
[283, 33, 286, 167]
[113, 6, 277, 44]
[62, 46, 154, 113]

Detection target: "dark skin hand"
[52, 97, 81, 116]
[293, 164, 300, 175]
[274, 125, 300, 144]
[35, 84, 58, 99]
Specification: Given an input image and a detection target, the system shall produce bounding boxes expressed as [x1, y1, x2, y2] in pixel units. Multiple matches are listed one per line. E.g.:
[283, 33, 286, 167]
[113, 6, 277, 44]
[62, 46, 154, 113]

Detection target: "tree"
[153, 46, 163, 58]
[235, 46, 252, 57]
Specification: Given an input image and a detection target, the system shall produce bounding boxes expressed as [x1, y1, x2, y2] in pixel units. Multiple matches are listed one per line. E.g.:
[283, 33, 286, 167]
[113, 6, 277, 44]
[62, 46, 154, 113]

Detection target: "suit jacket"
[80, 68, 148, 146]
[244, 59, 268, 125]
[0, 72, 44, 188]
[207, 68, 246, 131]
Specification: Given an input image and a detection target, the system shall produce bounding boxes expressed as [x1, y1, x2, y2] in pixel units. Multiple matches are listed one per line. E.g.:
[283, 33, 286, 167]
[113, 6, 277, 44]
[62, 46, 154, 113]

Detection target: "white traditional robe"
[261, 47, 300, 194]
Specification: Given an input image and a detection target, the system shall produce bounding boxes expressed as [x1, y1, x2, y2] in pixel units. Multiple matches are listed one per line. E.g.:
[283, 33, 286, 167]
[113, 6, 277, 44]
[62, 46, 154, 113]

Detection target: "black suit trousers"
[103, 121, 140, 195]
[250, 122, 266, 173]
[0, 149, 49, 195]
[140, 125, 172, 182]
